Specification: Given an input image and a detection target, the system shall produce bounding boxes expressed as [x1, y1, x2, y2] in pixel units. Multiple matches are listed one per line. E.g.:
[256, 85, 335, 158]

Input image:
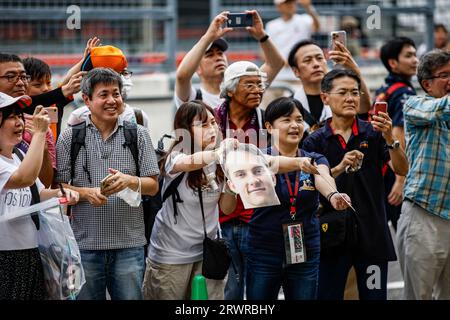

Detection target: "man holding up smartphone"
[302, 69, 408, 300]
[286, 39, 372, 139]
[174, 10, 284, 110]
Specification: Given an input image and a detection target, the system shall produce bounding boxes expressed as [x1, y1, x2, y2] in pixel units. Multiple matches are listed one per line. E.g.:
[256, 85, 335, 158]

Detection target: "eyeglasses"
[239, 83, 266, 91]
[326, 90, 362, 98]
[0, 74, 31, 83]
[428, 73, 450, 80]
[120, 70, 133, 79]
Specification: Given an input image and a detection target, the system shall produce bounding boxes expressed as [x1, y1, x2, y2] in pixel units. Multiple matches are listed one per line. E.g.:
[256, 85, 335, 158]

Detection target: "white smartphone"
[44, 106, 58, 123]
[330, 30, 347, 50]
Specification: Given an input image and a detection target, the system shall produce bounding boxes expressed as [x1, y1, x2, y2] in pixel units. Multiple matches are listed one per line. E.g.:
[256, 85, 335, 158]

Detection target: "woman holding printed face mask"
[142, 100, 238, 300]
[246, 97, 351, 300]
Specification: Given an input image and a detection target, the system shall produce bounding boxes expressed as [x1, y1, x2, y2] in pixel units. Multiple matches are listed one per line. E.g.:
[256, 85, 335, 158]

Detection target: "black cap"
[206, 38, 229, 53]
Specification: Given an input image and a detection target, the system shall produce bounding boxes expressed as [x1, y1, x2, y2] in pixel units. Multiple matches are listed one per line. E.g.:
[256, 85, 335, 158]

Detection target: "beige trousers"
[397, 200, 450, 300]
[142, 258, 226, 300]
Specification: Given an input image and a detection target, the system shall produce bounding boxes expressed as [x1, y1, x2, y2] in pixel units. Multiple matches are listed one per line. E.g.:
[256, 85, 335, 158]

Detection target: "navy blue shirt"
[302, 118, 396, 261]
[248, 148, 329, 259]
[375, 73, 416, 128]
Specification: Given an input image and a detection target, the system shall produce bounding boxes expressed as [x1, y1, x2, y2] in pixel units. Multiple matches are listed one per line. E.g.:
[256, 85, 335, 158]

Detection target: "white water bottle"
[203, 163, 219, 191]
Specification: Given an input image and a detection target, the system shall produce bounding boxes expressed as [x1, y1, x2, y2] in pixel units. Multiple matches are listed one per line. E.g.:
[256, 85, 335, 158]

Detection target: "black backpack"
[69, 118, 184, 254]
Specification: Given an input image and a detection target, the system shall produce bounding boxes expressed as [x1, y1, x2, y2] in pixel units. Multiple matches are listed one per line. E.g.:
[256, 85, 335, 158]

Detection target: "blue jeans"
[246, 247, 320, 300]
[221, 220, 249, 300]
[77, 247, 145, 300]
[318, 253, 388, 300]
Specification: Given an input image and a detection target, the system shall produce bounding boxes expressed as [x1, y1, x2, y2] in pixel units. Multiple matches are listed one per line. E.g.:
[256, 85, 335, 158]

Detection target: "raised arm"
[60, 37, 100, 86]
[372, 112, 409, 176]
[299, 0, 321, 32]
[246, 10, 285, 85]
[329, 41, 371, 113]
[175, 12, 233, 102]
[5, 106, 49, 189]
[403, 95, 450, 126]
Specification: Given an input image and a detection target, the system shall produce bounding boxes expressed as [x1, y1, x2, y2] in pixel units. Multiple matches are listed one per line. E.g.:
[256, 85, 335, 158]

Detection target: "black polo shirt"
[302, 118, 396, 261]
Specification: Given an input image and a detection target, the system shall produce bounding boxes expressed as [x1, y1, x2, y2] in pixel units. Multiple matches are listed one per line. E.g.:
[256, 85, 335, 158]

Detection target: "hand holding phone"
[45, 106, 58, 123]
[330, 31, 347, 50]
[374, 102, 387, 116]
[226, 13, 253, 28]
[100, 174, 114, 195]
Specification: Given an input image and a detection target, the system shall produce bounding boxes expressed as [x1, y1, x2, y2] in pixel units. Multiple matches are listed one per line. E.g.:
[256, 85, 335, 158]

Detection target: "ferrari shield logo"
[322, 223, 328, 233]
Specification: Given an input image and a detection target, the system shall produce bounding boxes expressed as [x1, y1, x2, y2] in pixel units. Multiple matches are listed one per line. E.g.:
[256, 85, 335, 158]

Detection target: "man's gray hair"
[417, 49, 450, 92]
[81, 67, 123, 98]
[220, 77, 240, 99]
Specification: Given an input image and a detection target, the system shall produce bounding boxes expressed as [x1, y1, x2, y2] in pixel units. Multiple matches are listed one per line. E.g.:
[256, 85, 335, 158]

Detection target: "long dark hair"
[162, 100, 224, 190]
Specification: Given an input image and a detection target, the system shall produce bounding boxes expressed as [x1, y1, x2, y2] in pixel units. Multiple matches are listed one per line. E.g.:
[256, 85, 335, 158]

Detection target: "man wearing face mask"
[67, 45, 150, 128]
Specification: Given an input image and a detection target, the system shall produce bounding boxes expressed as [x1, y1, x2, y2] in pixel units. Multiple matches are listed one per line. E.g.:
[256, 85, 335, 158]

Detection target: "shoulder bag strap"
[198, 187, 208, 239]
[12, 148, 40, 230]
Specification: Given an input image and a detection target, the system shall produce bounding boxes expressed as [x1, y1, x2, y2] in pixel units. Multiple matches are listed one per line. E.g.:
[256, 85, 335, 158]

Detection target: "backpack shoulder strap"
[12, 147, 40, 230]
[162, 172, 186, 224]
[70, 122, 87, 182]
[375, 82, 409, 103]
[386, 82, 408, 99]
[195, 88, 203, 101]
[162, 172, 186, 202]
[133, 108, 144, 126]
[123, 121, 140, 177]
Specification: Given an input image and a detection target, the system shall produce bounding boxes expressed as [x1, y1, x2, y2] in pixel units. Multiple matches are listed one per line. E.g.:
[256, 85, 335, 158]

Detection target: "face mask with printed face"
[121, 76, 133, 100]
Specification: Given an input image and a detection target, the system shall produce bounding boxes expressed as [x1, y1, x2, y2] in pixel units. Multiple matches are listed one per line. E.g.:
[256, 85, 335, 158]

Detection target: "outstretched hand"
[330, 192, 352, 211]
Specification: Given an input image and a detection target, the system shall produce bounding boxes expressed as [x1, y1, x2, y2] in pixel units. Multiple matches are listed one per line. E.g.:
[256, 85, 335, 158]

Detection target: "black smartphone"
[226, 13, 253, 28]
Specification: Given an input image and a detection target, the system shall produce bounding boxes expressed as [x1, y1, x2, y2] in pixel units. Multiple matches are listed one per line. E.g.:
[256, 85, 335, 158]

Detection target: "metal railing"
[210, 0, 436, 59]
[0, 0, 178, 73]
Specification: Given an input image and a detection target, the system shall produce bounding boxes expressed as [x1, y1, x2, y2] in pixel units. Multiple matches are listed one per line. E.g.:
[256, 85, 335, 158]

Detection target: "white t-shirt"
[148, 152, 222, 264]
[174, 86, 224, 109]
[266, 14, 314, 81]
[0, 152, 44, 250]
[67, 103, 150, 128]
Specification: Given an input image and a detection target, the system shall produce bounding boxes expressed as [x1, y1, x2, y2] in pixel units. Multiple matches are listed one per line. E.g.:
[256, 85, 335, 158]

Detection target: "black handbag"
[198, 187, 231, 280]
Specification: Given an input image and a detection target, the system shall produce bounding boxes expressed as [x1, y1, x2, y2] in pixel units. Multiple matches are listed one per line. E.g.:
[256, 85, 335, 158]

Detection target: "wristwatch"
[387, 140, 400, 150]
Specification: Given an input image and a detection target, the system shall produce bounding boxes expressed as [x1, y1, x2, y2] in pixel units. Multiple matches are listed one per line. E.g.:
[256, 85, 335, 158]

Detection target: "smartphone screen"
[45, 107, 58, 123]
[330, 30, 347, 49]
[100, 174, 114, 194]
[226, 13, 253, 28]
[374, 102, 387, 115]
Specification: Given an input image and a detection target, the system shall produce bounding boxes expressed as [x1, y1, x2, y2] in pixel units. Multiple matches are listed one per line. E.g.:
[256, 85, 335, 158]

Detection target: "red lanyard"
[284, 172, 300, 220]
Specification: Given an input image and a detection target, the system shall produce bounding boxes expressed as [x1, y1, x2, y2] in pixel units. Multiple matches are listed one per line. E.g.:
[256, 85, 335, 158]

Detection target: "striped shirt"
[56, 116, 159, 250]
[403, 94, 450, 219]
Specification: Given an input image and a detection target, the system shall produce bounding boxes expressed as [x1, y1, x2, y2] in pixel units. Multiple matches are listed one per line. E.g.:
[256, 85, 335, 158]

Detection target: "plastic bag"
[15, 198, 86, 300]
[116, 178, 141, 207]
